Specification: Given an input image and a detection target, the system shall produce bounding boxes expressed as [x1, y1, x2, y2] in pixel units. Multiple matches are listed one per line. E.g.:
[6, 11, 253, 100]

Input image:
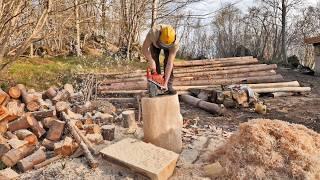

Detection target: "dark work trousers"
[150, 44, 174, 89]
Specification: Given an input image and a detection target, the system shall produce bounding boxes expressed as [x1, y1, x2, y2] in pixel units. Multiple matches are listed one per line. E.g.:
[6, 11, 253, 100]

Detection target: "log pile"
[0, 83, 124, 175]
[95, 56, 310, 96]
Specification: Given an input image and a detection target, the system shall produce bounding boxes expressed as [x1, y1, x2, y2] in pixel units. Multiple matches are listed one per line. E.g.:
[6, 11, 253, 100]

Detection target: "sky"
[188, 0, 319, 16]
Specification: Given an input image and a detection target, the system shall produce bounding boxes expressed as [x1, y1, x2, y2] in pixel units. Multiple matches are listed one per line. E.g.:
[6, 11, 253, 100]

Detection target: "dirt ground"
[20, 67, 320, 179]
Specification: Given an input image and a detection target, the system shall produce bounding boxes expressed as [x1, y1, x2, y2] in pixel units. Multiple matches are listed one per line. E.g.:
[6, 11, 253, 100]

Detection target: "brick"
[100, 138, 179, 180]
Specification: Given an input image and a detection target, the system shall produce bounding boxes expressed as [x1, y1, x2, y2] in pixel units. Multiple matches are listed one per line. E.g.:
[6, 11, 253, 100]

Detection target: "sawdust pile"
[211, 119, 320, 179]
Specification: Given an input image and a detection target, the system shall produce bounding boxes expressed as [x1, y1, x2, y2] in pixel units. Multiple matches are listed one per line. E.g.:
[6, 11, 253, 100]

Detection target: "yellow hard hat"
[159, 26, 176, 46]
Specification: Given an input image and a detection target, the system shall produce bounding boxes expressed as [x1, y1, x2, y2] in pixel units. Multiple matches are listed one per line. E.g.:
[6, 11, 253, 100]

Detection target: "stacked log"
[0, 83, 121, 175]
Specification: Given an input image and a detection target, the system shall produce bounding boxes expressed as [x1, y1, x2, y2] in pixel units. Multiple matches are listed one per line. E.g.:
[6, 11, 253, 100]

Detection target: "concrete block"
[100, 138, 179, 180]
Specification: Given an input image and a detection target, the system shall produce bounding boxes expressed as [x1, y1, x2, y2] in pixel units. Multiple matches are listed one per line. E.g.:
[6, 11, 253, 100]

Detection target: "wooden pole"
[180, 95, 225, 115]
[252, 87, 311, 93]
[34, 155, 63, 170]
[174, 64, 277, 78]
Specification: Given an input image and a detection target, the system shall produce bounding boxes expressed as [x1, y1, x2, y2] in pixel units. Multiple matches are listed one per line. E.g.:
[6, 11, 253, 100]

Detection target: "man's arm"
[164, 49, 177, 88]
[142, 35, 156, 70]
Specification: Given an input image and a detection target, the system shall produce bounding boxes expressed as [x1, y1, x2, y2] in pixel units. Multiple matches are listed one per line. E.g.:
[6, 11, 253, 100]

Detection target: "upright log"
[180, 95, 225, 115]
[101, 125, 115, 141]
[17, 148, 46, 172]
[142, 94, 183, 153]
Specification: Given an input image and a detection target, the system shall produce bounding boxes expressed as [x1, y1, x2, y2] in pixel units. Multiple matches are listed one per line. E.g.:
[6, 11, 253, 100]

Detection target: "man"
[142, 24, 179, 94]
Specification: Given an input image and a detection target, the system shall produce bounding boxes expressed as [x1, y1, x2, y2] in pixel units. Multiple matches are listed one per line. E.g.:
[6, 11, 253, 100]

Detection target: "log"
[100, 77, 146, 85]
[46, 119, 65, 141]
[253, 87, 311, 93]
[174, 58, 258, 67]
[44, 87, 57, 99]
[174, 63, 268, 74]
[272, 92, 295, 97]
[55, 101, 70, 112]
[98, 81, 147, 91]
[0, 88, 9, 106]
[4, 100, 25, 122]
[142, 94, 183, 153]
[26, 101, 41, 112]
[174, 64, 277, 78]
[42, 117, 57, 128]
[8, 86, 21, 99]
[64, 84, 74, 94]
[14, 130, 38, 145]
[54, 137, 76, 156]
[1, 144, 36, 167]
[73, 101, 95, 115]
[86, 134, 103, 144]
[42, 138, 56, 151]
[4, 132, 17, 139]
[96, 98, 137, 104]
[244, 81, 300, 89]
[0, 119, 8, 133]
[8, 115, 33, 131]
[31, 110, 54, 121]
[175, 56, 254, 65]
[73, 124, 97, 154]
[0, 142, 10, 157]
[7, 138, 27, 149]
[175, 70, 276, 81]
[101, 125, 115, 141]
[174, 75, 284, 86]
[61, 112, 98, 168]
[180, 95, 225, 115]
[17, 148, 46, 172]
[17, 86, 40, 112]
[28, 114, 46, 138]
[70, 92, 84, 103]
[34, 155, 63, 170]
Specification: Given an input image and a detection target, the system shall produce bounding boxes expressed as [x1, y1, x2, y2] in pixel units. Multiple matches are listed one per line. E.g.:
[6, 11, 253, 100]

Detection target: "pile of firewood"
[0, 83, 122, 177]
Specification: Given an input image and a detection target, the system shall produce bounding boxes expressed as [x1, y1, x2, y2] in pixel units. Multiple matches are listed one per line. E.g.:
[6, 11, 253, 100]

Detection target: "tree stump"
[142, 94, 183, 153]
[101, 125, 115, 141]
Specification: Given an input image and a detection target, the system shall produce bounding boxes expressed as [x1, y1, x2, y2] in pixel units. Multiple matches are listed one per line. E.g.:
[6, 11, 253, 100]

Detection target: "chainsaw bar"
[147, 80, 167, 97]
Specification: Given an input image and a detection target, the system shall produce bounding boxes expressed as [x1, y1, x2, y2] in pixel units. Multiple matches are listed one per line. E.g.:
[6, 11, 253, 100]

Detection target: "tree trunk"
[281, 0, 287, 64]
[75, 0, 82, 57]
[151, 0, 158, 28]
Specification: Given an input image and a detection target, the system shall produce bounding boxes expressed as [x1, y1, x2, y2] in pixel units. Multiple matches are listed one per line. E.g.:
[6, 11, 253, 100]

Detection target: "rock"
[177, 149, 199, 167]
[100, 138, 179, 180]
[203, 162, 226, 177]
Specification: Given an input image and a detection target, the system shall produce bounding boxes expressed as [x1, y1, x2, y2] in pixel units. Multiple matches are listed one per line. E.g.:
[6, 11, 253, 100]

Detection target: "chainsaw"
[146, 68, 167, 97]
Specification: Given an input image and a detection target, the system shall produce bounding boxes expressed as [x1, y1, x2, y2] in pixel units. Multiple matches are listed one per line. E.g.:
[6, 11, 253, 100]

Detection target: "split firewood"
[0, 168, 20, 179]
[1, 144, 36, 167]
[52, 90, 70, 104]
[55, 101, 70, 113]
[86, 134, 103, 144]
[0, 135, 10, 157]
[17, 86, 40, 112]
[7, 138, 28, 149]
[122, 110, 137, 133]
[42, 138, 56, 151]
[17, 148, 46, 172]
[74, 120, 83, 129]
[4, 100, 25, 122]
[64, 84, 74, 95]
[46, 119, 65, 141]
[54, 137, 77, 156]
[84, 118, 94, 125]
[44, 87, 58, 100]
[34, 155, 63, 170]
[93, 112, 113, 125]
[66, 109, 83, 120]
[14, 129, 38, 145]
[101, 125, 115, 141]
[0, 88, 9, 106]
[73, 101, 95, 115]
[4, 132, 17, 139]
[42, 117, 57, 129]
[9, 114, 46, 138]
[83, 124, 100, 134]
[31, 110, 54, 121]
[0, 106, 9, 121]
[62, 113, 98, 168]
[0, 119, 8, 133]
[8, 86, 21, 99]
